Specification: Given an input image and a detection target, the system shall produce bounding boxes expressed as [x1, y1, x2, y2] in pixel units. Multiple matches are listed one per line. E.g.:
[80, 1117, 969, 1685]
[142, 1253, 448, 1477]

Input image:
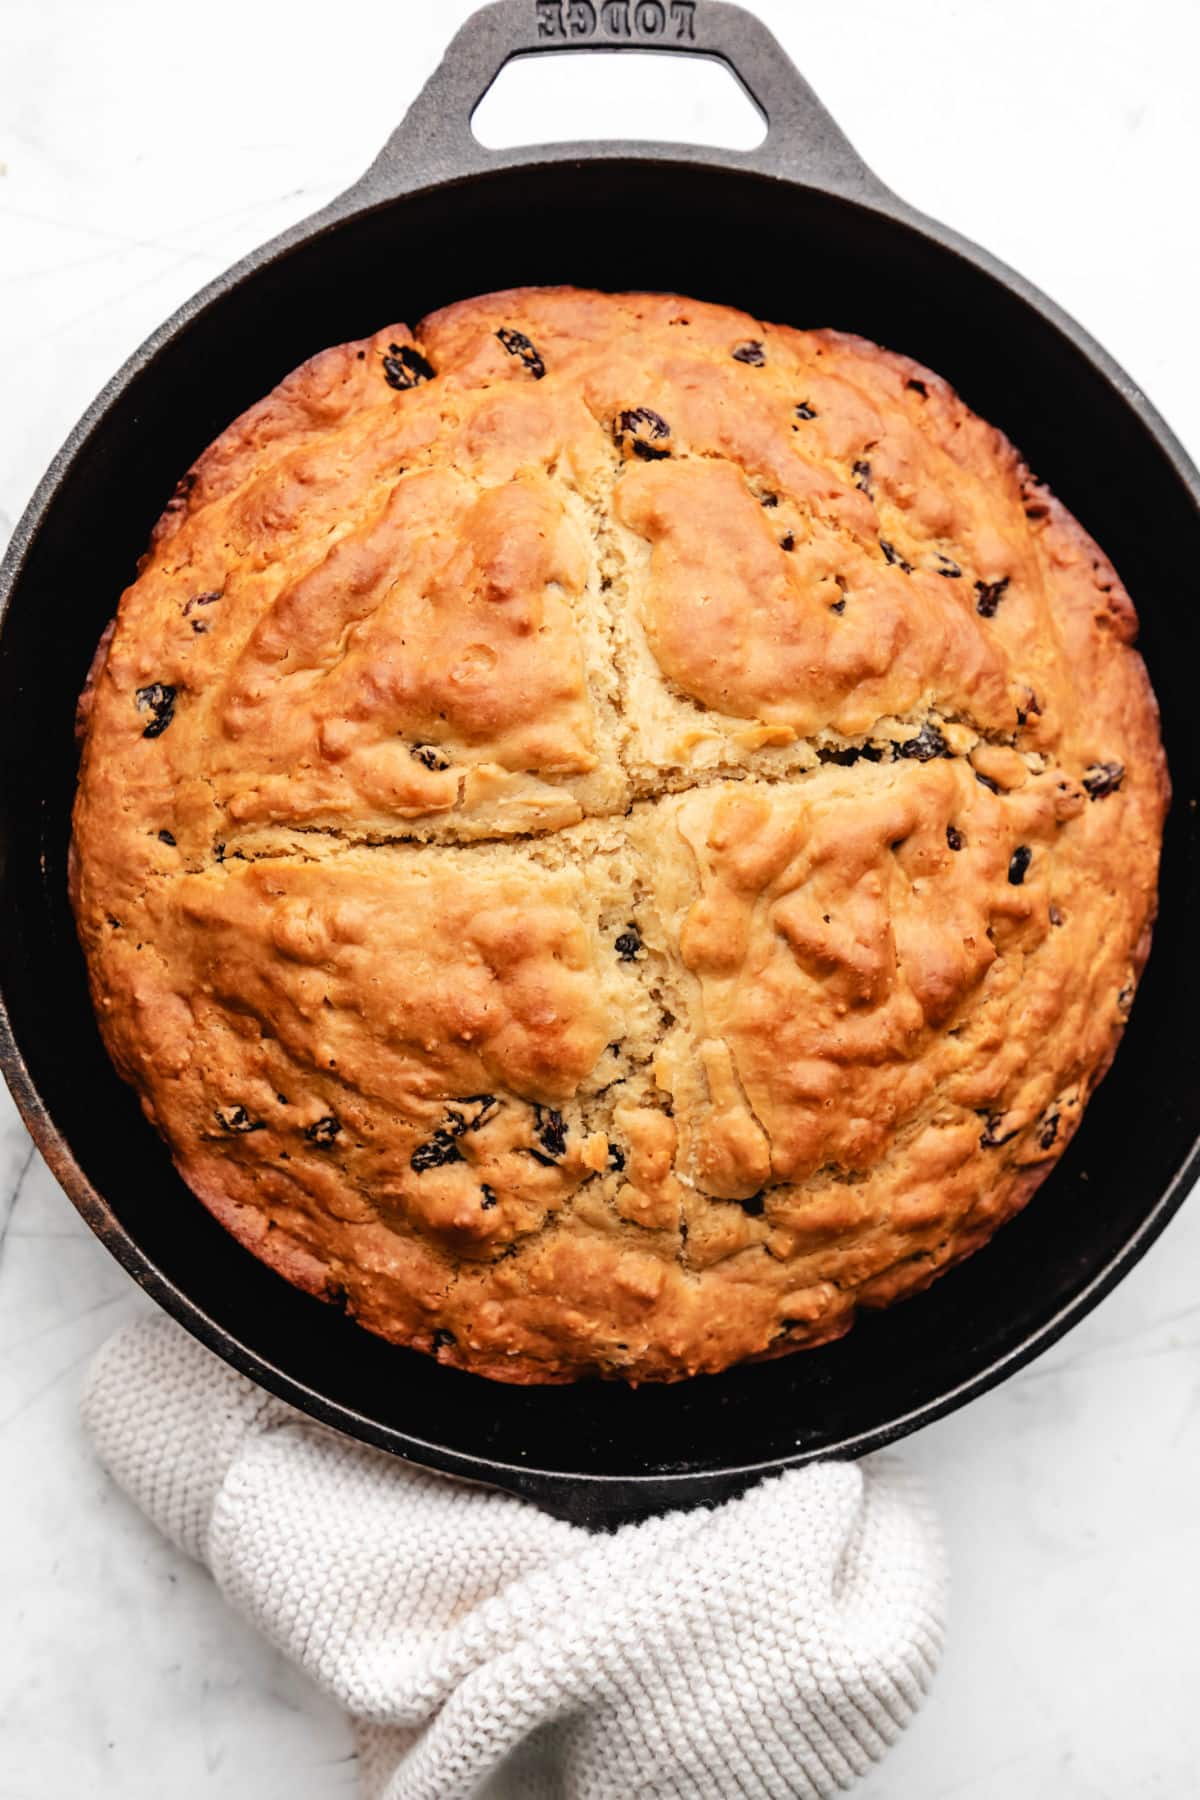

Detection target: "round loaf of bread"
[71, 287, 1167, 1383]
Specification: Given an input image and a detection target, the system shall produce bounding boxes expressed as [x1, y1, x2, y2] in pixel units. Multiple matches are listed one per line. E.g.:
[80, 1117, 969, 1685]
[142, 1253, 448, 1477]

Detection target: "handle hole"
[472, 50, 766, 151]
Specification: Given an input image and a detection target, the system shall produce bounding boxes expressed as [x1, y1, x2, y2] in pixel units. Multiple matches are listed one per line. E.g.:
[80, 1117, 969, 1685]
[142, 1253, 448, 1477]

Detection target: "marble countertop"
[2, 1, 1198, 1792]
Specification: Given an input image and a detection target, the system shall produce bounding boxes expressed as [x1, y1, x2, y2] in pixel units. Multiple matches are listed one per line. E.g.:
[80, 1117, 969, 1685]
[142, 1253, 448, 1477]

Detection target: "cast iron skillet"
[1, 0, 1197, 1527]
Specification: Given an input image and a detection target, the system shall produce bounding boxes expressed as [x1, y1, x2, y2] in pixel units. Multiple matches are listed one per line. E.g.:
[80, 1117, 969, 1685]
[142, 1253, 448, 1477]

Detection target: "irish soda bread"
[71, 288, 1167, 1383]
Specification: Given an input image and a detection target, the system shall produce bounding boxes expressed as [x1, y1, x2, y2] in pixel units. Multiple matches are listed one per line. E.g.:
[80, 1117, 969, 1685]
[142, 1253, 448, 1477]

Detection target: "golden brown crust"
[71, 288, 1168, 1382]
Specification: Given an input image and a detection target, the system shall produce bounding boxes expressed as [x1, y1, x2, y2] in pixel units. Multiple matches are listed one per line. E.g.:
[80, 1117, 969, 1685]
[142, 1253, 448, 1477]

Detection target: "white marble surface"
[2, 1, 1199, 1792]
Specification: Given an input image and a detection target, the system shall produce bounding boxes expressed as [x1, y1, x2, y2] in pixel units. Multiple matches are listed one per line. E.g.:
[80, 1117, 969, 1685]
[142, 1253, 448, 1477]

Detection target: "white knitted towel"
[82, 1313, 946, 1800]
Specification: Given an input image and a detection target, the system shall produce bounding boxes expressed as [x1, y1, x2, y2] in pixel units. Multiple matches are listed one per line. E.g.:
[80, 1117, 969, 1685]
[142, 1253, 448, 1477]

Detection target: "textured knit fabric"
[82, 1314, 947, 1800]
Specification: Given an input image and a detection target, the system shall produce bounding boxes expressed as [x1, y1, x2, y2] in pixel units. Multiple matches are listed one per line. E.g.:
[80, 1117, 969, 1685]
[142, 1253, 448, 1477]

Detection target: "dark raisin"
[432, 1328, 456, 1352]
[738, 1191, 765, 1216]
[1049, 904, 1065, 927]
[182, 589, 221, 635]
[608, 1142, 626, 1172]
[974, 771, 1001, 794]
[411, 743, 450, 772]
[135, 683, 176, 738]
[852, 459, 873, 498]
[615, 925, 641, 961]
[1038, 1111, 1060, 1150]
[946, 824, 965, 851]
[879, 538, 913, 573]
[445, 1095, 499, 1136]
[896, 721, 947, 762]
[732, 340, 765, 365]
[780, 532, 796, 552]
[496, 326, 545, 378]
[1117, 983, 1134, 1016]
[480, 1184, 498, 1210]
[1083, 760, 1125, 800]
[794, 400, 818, 420]
[157, 829, 176, 846]
[277, 1094, 289, 1105]
[979, 1112, 1018, 1149]
[614, 407, 671, 460]
[305, 1115, 341, 1147]
[214, 841, 226, 862]
[1008, 845, 1032, 885]
[906, 378, 928, 397]
[216, 1105, 265, 1134]
[382, 342, 436, 390]
[534, 1105, 567, 1160]
[830, 597, 847, 614]
[410, 1130, 464, 1173]
[975, 576, 1010, 618]
[933, 553, 962, 578]
[760, 492, 778, 508]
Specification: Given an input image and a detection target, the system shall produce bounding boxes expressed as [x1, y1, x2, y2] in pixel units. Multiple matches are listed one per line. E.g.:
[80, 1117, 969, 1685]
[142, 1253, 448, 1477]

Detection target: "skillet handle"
[341, 0, 886, 203]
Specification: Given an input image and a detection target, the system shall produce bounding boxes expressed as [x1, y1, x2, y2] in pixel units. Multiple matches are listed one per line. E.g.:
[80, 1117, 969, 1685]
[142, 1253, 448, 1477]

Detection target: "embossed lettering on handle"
[535, 0, 696, 40]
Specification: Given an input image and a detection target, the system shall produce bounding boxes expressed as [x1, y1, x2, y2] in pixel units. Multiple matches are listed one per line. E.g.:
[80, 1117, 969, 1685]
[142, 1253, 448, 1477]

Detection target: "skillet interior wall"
[3, 160, 1197, 1497]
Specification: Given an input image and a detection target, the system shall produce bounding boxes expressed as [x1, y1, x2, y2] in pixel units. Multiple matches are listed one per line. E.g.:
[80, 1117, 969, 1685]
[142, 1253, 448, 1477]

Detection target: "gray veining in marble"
[1, 0, 1197, 1792]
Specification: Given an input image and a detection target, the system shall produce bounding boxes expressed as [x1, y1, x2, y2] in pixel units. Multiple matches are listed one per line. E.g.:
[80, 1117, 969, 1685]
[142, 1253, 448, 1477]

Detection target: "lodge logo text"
[534, 1, 697, 41]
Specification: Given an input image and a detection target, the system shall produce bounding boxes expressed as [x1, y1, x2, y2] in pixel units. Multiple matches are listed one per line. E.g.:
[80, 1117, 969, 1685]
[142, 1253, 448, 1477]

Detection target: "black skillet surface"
[0, 0, 1197, 1527]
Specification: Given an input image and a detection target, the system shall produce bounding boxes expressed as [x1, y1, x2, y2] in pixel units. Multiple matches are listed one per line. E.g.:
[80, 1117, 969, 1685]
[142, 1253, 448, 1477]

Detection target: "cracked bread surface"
[71, 286, 1167, 1383]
